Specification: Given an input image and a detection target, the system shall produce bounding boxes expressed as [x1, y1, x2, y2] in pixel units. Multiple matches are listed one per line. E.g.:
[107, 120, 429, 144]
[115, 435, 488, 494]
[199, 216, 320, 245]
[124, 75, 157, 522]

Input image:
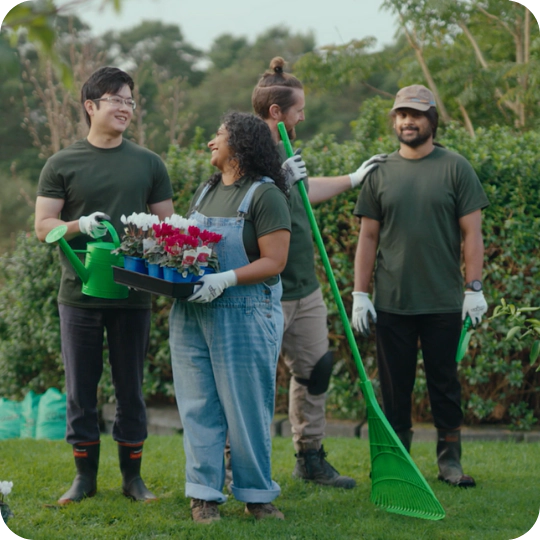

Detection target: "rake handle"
[278, 123, 373, 397]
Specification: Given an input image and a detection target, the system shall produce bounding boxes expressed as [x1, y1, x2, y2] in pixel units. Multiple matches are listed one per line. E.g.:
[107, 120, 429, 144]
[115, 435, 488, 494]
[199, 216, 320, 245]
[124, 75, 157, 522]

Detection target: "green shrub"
[1, 101, 539, 429]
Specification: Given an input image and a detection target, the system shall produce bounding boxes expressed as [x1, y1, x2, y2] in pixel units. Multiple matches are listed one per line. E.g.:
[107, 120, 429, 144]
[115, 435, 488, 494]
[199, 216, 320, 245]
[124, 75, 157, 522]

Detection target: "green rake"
[278, 122, 445, 520]
[456, 316, 473, 362]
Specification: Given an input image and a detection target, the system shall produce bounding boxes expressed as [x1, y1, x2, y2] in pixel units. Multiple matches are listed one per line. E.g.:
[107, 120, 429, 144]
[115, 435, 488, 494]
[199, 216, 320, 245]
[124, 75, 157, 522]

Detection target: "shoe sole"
[57, 489, 96, 505]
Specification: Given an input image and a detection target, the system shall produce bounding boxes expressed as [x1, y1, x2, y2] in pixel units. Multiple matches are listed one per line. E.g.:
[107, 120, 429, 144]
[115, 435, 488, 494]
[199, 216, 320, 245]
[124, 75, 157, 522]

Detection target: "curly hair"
[207, 111, 288, 194]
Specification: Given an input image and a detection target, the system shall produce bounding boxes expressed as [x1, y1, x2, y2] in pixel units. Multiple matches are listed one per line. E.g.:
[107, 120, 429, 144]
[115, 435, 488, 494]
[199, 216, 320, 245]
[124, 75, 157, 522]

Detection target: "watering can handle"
[100, 220, 121, 248]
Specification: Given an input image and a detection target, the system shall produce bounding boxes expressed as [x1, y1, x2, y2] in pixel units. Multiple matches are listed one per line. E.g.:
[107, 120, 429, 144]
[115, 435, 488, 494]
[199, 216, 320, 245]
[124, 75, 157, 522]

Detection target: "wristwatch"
[465, 280, 483, 292]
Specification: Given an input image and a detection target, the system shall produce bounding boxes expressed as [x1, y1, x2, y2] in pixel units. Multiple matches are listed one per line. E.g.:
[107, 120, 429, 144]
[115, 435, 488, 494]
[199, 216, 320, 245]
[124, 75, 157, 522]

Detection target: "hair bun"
[269, 56, 286, 75]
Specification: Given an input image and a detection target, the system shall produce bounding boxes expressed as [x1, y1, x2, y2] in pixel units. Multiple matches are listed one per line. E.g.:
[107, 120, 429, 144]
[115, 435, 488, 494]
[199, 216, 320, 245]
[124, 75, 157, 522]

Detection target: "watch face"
[468, 280, 482, 291]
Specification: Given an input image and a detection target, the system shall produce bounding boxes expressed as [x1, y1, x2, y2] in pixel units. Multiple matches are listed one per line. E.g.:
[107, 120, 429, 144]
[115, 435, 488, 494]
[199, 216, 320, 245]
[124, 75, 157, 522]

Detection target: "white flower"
[164, 214, 198, 231]
[0, 481, 13, 497]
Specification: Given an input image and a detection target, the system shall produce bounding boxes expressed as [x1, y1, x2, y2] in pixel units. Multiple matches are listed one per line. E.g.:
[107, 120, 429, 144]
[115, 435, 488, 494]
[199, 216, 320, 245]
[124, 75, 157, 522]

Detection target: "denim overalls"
[169, 177, 283, 504]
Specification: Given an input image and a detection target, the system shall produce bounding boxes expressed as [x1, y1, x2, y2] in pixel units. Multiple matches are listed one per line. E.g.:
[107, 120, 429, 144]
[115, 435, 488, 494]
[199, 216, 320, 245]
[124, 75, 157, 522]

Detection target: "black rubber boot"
[58, 441, 100, 504]
[293, 445, 356, 489]
[395, 429, 413, 453]
[437, 429, 476, 488]
[118, 442, 157, 501]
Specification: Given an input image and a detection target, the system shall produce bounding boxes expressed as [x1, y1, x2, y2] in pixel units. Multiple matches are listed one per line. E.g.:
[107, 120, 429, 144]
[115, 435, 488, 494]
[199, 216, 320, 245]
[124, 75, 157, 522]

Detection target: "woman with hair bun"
[169, 111, 290, 523]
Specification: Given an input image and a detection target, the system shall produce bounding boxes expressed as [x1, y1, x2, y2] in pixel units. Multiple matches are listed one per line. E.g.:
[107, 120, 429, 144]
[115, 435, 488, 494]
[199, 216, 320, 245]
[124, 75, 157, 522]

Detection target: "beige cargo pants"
[281, 287, 329, 452]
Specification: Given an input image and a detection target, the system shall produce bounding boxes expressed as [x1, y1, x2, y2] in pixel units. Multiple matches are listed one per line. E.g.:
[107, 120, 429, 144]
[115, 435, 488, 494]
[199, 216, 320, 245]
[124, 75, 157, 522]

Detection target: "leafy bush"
[1, 100, 539, 429]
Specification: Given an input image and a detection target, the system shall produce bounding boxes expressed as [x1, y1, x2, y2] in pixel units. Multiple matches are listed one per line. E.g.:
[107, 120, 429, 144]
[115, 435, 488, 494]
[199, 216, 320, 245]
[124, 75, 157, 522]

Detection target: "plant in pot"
[1, 480, 14, 524]
[115, 212, 160, 273]
[161, 224, 222, 283]
[142, 222, 176, 278]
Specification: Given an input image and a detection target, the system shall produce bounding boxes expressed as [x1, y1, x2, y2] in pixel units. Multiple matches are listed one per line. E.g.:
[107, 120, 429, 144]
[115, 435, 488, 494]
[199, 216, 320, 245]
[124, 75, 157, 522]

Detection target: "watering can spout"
[46, 225, 90, 283]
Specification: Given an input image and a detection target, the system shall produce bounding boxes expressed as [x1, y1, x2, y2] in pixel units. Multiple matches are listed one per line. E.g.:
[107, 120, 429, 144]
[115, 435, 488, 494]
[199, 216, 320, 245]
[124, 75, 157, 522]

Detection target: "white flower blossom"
[164, 214, 198, 231]
[0, 481, 13, 497]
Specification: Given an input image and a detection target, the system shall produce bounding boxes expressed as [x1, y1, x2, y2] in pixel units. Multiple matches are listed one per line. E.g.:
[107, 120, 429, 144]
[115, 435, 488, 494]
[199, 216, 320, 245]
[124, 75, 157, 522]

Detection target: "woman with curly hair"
[169, 111, 291, 523]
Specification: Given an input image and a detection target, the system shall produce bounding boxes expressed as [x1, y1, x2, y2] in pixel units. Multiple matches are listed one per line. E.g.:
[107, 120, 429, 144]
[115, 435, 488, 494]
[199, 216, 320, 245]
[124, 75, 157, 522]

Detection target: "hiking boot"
[245, 502, 285, 520]
[437, 429, 476, 488]
[190, 498, 221, 524]
[293, 445, 356, 489]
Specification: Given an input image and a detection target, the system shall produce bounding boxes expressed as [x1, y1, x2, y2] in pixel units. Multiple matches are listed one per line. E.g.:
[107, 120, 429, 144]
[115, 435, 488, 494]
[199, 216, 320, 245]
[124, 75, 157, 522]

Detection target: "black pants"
[59, 304, 150, 445]
[375, 311, 463, 432]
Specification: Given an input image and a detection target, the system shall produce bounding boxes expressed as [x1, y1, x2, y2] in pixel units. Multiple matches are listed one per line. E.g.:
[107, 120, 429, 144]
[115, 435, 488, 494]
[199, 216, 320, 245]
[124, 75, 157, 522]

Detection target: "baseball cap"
[391, 85, 436, 112]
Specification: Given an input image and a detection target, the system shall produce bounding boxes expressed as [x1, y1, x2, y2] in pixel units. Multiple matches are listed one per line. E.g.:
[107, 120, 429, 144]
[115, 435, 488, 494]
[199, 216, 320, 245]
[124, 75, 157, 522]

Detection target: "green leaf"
[505, 326, 522, 340]
[530, 341, 540, 364]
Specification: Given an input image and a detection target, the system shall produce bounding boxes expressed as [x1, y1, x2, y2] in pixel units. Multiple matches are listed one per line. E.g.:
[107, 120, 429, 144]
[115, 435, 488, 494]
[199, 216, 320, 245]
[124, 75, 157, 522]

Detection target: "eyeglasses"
[93, 96, 137, 110]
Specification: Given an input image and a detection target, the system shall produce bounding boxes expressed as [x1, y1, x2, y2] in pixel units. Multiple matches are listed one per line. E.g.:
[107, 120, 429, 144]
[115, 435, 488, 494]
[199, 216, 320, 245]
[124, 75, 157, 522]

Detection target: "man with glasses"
[35, 67, 174, 505]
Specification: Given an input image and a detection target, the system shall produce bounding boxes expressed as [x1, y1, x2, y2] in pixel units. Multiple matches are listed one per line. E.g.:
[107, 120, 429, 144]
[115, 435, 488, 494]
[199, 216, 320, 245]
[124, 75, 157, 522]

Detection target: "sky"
[2, 0, 400, 52]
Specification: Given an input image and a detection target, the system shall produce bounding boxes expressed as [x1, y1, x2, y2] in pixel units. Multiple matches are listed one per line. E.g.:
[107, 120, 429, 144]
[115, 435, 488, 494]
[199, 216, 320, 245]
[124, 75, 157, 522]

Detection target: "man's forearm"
[308, 176, 352, 204]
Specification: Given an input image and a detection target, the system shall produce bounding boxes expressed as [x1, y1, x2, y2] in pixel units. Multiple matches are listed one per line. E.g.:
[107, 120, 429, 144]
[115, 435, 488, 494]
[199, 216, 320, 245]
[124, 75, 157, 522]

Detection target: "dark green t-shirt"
[354, 146, 489, 314]
[189, 175, 291, 284]
[277, 143, 320, 301]
[37, 138, 173, 309]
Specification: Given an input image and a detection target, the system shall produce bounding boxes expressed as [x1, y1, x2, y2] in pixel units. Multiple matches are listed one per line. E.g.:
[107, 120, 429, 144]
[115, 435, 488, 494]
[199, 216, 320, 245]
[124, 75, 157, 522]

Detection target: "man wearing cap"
[351, 84, 489, 487]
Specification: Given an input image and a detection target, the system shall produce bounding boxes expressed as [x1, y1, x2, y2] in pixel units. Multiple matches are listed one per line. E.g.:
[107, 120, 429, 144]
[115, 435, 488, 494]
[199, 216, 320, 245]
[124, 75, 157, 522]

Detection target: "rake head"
[367, 402, 446, 520]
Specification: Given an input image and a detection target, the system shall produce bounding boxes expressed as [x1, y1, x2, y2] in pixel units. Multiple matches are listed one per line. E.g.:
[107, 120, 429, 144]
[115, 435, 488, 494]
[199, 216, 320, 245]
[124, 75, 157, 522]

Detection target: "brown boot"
[58, 441, 100, 504]
[190, 498, 221, 523]
[437, 429, 476, 488]
[118, 442, 157, 501]
[245, 502, 284, 520]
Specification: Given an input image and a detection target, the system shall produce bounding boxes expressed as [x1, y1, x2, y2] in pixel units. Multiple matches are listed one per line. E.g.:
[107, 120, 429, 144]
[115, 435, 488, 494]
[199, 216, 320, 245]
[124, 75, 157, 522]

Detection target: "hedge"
[0, 99, 538, 429]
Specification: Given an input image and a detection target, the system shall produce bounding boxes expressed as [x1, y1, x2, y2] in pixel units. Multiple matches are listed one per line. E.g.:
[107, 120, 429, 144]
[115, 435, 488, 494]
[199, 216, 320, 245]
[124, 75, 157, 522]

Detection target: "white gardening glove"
[462, 291, 488, 327]
[352, 292, 377, 337]
[282, 149, 307, 186]
[349, 154, 388, 188]
[188, 270, 238, 303]
[79, 211, 108, 238]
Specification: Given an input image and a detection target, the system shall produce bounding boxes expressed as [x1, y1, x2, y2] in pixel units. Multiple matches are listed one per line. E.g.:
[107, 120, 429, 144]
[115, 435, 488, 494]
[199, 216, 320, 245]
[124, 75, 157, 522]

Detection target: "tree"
[101, 21, 204, 86]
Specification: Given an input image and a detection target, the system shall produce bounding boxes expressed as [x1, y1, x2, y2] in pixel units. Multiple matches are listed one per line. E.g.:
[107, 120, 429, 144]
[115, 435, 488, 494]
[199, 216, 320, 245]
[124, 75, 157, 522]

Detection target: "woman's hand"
[188, 270, 237, 303]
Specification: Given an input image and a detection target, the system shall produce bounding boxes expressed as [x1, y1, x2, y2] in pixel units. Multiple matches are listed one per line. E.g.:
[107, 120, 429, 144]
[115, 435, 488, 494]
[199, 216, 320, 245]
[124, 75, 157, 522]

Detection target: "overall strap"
[192, 183, 213, 212]
[237, 177, 275, 217]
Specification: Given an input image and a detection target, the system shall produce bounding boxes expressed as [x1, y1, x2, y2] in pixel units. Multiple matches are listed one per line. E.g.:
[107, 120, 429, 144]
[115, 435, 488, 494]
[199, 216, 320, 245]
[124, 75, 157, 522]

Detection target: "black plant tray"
[113, 266, 199, 299]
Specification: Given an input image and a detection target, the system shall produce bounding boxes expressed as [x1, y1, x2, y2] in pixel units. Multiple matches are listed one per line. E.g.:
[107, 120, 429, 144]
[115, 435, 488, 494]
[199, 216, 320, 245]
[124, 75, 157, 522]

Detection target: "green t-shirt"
[189, 175, 291, 284]
[37, 138, 173, 309]
[354, 146, 489, 315]
[277, 143, 320, 301]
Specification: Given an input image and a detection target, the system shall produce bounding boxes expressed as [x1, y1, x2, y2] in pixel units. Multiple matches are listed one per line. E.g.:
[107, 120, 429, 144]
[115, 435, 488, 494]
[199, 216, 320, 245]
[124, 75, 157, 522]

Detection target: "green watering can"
[46, 220, 128, 299]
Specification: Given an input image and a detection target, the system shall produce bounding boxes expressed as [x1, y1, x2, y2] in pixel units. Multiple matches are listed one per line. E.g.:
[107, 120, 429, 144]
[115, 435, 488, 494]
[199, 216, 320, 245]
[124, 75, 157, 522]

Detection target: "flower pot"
[147, 263, 164, 279]
[163, 267, 192, 283]
[1, 501, 13, 524]
[193, 266, 215, 282]
[124, 255, 147, 274]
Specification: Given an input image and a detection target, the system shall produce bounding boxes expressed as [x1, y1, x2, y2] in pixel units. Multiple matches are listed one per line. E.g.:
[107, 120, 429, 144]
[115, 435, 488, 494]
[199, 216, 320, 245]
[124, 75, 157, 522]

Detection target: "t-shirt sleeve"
[147, 155, 174, 205]
[455, 157, 489, 217]
[353, 171, 381, 221]
[250, 184, 291, 237]
[37, 157, 65, 199]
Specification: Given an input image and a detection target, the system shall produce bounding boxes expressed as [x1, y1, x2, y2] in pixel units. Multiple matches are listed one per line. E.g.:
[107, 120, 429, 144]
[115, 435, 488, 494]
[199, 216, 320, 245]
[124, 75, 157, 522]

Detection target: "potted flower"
[115, 212, 160, 274]
[1, 480, 13, 524]
[156, 219, 222, 283]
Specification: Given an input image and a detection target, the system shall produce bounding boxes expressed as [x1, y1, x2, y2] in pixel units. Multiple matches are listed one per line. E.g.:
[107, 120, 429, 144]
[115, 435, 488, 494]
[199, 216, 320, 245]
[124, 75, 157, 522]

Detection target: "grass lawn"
[1, 435, 538, 539]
